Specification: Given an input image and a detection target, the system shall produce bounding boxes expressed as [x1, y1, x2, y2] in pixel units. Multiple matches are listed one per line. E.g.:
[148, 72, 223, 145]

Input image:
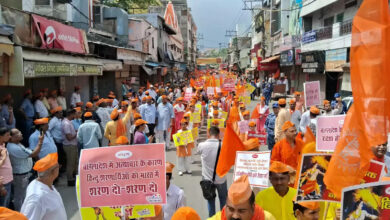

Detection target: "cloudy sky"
[187, 0, 252, 49]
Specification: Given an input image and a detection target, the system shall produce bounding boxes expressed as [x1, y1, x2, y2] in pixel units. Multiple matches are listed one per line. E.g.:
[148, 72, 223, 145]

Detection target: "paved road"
[59, 97, 263, 220]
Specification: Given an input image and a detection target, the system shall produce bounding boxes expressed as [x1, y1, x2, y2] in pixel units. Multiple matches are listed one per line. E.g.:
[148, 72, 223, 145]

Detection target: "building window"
[35, 0, 51, 5]
[336, 13, 344, 23]
[324, 16, 334, 27]
[303, 16, 312, 32]
[152, 37, 154, 49]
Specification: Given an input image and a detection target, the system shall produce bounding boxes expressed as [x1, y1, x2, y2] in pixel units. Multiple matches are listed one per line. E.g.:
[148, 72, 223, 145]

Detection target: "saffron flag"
[324, 0, 390, 199]
[146, 81, 151, 90]
[190, 78, 195, 88]
[216, 124, 245, 177]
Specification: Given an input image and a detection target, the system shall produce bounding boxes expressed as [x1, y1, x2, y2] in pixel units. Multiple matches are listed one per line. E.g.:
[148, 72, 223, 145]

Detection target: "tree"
[102, 0, 161, 13]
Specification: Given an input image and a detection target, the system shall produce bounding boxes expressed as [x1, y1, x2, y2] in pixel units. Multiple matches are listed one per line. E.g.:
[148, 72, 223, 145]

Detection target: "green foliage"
[204, 48, 228, 59]
[102, 0, 161, 13]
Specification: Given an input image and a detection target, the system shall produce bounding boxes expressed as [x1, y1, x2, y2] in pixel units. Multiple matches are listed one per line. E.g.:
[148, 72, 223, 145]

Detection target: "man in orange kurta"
[271, 121, 303, 171]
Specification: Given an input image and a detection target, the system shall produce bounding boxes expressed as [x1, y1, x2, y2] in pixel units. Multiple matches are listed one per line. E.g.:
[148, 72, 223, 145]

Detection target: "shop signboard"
[325, 48, 348, 72]
[32, 14, 87, 54]
[302, 30, 317, 44]
[302, 51, 325, 74]
[280, 49, 294, 66]
[24, 61, 102, 78]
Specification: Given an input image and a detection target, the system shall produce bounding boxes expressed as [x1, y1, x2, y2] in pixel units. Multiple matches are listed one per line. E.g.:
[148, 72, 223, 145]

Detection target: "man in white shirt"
[77, 112, 102, 149]
[164, 162, 186, 220]
[34, 93, 49, 118]
[21, 153, 67, 220]
[197, 126, 227, 217]
[70, 86, 81, 108]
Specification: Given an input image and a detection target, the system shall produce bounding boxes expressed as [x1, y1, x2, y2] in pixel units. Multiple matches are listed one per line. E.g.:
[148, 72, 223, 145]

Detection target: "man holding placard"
[255, 161, 297, 220]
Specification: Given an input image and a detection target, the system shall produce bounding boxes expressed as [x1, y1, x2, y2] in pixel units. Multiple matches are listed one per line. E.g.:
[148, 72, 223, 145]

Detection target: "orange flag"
[216, 123, 245, 177]
[190, 78, 195, 88]
[251, 105, 260, 119]
[324, 0, 390, 199]
[146, 81, 151, 90]
[303, 126, 315, 145]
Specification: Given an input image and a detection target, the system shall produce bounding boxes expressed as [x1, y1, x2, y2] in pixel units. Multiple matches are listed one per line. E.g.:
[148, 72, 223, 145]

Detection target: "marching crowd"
[0, 70, 378, 220]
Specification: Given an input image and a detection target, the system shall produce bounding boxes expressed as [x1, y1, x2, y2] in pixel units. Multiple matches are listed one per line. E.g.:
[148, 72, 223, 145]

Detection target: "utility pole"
[242, 0, 263, 10]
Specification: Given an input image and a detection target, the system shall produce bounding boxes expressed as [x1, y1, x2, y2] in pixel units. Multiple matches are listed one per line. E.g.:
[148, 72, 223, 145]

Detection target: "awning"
[22, 49, 103, 78]
[145, 61, 159, 68]
[142, 66, 155, 76]
[0, 36, 13, 56]
[260, 55, 280, 63]
[97, 59, 123, 71]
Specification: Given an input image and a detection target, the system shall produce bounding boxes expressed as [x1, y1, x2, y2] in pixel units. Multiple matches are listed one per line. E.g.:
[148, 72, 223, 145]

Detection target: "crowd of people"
[0, 70, 374, 220]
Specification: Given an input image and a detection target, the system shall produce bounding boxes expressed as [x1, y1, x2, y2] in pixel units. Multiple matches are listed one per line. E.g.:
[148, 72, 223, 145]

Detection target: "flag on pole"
[324, 0, 390, 199]
[216, 124, 245, 177]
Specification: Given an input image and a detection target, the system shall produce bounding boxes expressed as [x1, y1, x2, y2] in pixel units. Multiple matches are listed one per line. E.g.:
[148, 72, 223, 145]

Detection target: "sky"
[187, 0, 252, 49]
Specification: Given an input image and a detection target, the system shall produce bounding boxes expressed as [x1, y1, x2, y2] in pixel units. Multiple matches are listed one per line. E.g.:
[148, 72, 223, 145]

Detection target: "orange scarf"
[221, 204, 265, 220]
[116, 119, 126, 138]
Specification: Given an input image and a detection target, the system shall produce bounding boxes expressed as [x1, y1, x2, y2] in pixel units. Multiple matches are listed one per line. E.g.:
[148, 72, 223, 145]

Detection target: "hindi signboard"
[316, 115, 346, 152]
[247, 131, 267, 146]
[76, 176, 156, 219]
[222, 78, 236, 91]
[79, 144, 166, 208]
[233, 151, 271, 188]
[184, 88, 193, 101]
[173, 130, 194, 147]
[304, 81, 321, 108]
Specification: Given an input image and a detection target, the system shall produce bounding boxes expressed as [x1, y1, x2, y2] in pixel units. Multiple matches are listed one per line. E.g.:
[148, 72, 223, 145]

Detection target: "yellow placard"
[215, 79, 221, 87]
[221, 111, 228, 120]
[192, 127, 199, 140]
[195, 104, 202, 113]
[76, 176, 155, 219]
[245, 84, 256, 94]
[207, 119, 225, 128]
[173, 130, 194, 147]
[190, 112, 201, 123]
[239, 96, 251, 105]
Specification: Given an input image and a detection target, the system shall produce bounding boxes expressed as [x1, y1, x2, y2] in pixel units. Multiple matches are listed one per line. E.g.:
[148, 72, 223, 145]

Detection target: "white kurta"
[70, 92, 81, 107]
[163, 183, 186, 220]
[21, 179, 67, 220]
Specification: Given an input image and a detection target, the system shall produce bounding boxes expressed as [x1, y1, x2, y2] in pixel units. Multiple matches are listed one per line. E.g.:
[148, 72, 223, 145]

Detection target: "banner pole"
[121, 206, 125, 220]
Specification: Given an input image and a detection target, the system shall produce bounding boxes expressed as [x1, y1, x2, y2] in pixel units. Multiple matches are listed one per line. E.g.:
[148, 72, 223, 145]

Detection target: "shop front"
[301, 51, 326, 100]
[325, 48, 348, 99]
[22, 49, 102, 104]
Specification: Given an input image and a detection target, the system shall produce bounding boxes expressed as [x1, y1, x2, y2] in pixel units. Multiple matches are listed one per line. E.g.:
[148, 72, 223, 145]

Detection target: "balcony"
[339, 20, 352, 36]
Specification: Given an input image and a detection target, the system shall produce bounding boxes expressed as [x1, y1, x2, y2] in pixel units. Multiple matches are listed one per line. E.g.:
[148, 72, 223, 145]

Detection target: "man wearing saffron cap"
[300, 106, 320, 134]
[29, 118, 57, 159]
[77, 112, 102, 149]
[208, 175, 276, 220]
[104, 104, 132, 146]
[171, 207, 200, 220]
[293, 202, 320, 220]
[322, 100, 342, 116]
[256, 161, 297, 220]
[34, 92, 49, 118]
[140, 95, 157, 138]
[156, 95, 175, 150]
[95, 99, 111, 147]
[164, 162, 186, 220]
[275, 98, 291, 142]
[21, 153, 67, 220]
[271, 121, 304, 172]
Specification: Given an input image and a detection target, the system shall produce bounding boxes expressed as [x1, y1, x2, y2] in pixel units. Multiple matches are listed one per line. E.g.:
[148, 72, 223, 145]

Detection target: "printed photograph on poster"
[78, 144, 166, 208]
[233, 151, 271, 188]
[296, 153, 338, 202]
[341, 181, 390, 219]
[303, 81, 321, 108]
[316, 115, 345, 152]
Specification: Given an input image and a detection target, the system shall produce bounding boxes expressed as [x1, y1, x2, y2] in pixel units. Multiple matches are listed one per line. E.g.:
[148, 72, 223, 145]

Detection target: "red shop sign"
[257, 57, 279, 71]
[32, 14, 87, 54]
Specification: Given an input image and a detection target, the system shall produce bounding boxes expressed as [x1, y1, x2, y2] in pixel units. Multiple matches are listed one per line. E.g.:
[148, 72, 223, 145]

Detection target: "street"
[59, 98, 264, 220]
